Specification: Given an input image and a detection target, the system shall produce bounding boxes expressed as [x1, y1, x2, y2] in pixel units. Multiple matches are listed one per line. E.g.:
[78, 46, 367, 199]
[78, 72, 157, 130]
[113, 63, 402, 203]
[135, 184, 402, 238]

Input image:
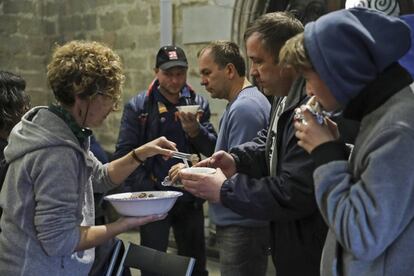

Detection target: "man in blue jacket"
[181, 13, 327, 276]
[114, 45, 216, 276]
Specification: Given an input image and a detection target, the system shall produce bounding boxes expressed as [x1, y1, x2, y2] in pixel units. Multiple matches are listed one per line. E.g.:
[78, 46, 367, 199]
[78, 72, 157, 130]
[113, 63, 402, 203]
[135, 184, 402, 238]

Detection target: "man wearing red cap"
[114, 45, 216, 276]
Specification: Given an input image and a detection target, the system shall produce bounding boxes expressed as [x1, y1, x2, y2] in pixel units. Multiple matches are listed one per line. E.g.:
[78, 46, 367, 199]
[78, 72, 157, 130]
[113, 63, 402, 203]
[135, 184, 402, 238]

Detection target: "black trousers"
[139, 200, 208, 276]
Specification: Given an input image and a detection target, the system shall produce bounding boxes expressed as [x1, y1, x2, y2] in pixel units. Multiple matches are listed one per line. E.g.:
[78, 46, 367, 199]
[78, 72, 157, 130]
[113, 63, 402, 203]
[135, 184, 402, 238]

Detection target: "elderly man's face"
[155, 66, 187, 96]
[198, 49, 230, 100]
[246, 32, 295, 97]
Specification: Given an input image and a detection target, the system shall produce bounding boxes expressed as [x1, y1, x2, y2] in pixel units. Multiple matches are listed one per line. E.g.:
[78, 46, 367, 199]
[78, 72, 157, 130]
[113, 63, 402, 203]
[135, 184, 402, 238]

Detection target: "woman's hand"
[294, 106, 339, 153]
[118, 214, 168, 231]
[76, 214, 168, 251]
[135, 136, 177, 161]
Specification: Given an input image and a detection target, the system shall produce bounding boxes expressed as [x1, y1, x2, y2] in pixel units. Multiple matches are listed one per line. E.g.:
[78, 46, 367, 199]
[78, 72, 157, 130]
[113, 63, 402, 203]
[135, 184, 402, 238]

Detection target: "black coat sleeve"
[221, 111, 317, 221]
[229, 128, 269, 178]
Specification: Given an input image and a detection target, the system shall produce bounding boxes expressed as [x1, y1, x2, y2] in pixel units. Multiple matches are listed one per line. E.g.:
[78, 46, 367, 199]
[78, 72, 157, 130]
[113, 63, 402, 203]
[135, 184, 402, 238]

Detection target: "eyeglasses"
[96, 91, 121, 111]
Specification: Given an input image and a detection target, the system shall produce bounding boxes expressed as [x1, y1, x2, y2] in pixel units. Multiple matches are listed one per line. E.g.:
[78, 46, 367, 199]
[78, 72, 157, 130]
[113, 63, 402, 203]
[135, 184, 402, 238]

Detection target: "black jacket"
[221, 78, 327, 276]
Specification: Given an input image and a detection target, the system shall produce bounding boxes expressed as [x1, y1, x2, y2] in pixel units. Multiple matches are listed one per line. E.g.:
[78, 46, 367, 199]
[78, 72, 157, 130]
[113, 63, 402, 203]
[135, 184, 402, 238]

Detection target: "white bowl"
[104, 191, 182, 217]
[180, 167, 216, 174]
[176, 105, 200, 114]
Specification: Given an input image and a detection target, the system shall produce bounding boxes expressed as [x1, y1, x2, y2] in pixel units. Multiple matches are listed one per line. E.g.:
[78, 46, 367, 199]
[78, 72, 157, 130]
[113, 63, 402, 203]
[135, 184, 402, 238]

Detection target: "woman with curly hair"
[0, 41, 177, 275]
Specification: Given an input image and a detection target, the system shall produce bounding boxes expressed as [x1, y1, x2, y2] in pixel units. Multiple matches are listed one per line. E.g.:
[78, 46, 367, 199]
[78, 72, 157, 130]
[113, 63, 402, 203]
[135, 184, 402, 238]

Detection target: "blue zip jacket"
[113, 80, 217, 202]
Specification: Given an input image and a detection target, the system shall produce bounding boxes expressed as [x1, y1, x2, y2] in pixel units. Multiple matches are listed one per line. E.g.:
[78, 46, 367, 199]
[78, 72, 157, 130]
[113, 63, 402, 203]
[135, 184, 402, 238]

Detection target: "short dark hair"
[244, 12, 304, 62]
[198, 40, 246, 77]
[0, 71, 29, 134]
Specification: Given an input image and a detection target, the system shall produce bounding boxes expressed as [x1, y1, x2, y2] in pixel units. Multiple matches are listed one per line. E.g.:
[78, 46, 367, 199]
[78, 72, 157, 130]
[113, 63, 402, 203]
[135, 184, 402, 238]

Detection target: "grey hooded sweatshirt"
[304, 8, 414, 276]
[0, 107, 116, 275]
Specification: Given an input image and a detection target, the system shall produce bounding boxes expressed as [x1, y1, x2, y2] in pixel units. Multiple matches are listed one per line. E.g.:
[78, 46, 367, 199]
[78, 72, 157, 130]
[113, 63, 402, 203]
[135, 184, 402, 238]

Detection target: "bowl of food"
[176, 105, 200, 114]
[180, 167, 216, 174]
[104, 191, 182, 216]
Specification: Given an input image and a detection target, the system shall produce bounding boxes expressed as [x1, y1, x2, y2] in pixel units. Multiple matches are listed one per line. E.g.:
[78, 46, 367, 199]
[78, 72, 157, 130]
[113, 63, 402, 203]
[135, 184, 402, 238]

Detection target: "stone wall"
[0, 0, 219, 152]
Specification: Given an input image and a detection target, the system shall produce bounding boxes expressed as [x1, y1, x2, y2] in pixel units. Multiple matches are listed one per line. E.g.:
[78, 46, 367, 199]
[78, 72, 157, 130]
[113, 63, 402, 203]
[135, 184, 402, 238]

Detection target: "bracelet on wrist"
[130, 149, 144, 163]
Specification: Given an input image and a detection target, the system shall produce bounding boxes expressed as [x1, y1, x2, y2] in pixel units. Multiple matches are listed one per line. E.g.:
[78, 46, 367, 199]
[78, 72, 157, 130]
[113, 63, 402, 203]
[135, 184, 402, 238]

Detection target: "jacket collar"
[146, 79, 194, 98]
[48, 104, 92, 144]
[343, 63, 413, 121]
[283, 76, 307, 112]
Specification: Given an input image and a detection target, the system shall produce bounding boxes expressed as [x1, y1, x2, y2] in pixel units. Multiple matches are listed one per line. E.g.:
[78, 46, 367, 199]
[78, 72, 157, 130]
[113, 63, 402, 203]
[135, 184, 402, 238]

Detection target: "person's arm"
[313, 126, 414, 260]
[32, 147, 93, 256]
[75, 215, 165, 251]
[179, 94, 271, 195]
[221, 113, 317, 221]
[87, 136, 176, 251]
[112, 97, 155, 191]
[229, 128, 269, 178]
[32, 141, 175, 256]
[221, 138, 317, 220]
[182, 110, 318, 220]
[192, 150, 237, 178]
[185, 95, 217, 157]
[108, 137, 175, 184]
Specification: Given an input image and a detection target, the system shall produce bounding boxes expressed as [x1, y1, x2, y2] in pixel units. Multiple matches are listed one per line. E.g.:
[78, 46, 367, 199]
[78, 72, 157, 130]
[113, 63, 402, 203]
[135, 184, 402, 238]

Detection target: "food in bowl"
[129, 192, 155, 199]
[189, 154, 200, 164]
[176, 105, 200, 114]
[104, 191, 182, 217]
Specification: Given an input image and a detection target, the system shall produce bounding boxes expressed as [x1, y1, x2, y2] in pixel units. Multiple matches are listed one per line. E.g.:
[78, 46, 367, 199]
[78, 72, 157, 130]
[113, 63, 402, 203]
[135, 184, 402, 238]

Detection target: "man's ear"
[225, 63, 236, 79]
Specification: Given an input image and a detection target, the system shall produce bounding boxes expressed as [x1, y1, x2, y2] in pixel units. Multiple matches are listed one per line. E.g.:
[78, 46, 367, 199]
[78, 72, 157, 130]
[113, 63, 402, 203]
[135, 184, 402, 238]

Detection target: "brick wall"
[0, 0, 212, 153]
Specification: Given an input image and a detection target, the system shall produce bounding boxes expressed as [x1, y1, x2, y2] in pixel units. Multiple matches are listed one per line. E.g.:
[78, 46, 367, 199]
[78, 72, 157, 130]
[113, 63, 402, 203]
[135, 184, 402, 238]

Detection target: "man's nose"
[249, 66, 258, 77]
[200, 77, 207, 86]
[171, 76, 181, 84]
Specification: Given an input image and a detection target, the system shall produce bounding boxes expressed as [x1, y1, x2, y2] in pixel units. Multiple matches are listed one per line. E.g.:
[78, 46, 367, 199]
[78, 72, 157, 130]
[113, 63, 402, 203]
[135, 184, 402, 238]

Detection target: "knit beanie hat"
[304, 7, 411, 105]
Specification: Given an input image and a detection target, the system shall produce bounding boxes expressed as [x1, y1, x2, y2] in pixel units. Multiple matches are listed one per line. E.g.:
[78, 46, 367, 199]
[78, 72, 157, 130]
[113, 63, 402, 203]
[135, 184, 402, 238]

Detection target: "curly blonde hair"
[47, 40, 124, 108]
